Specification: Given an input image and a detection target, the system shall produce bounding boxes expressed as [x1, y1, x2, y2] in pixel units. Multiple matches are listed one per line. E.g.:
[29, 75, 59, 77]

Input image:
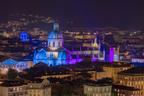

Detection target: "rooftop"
[0, 55, 9, 62]
[104, 62, 131, 68]
[27, 78, 50, 89]
[118, 67, 144, 76]
[0, 80, 25, 87]
[84, 78, 112, 87]
[113, 84, 140, 91]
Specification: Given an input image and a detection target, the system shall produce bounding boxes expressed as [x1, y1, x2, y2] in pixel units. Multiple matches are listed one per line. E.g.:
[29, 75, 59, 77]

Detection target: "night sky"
[0, 0, 144, 29]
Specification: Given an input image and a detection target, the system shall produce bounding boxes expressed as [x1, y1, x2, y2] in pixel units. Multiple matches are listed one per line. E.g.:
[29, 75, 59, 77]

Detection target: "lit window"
[88, 87, 92, 91]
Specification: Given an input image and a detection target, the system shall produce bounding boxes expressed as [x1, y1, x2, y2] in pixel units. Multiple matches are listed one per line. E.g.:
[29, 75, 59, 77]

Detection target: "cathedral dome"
[48, 30, 62, 40]
[47, 23, 63, 50]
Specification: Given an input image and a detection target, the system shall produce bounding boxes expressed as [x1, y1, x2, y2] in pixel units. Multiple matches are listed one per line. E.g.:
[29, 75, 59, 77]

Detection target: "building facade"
[103, 63, 132, 82]
[117, 67, 144, 95]
[113, 85, 142, 96]
[33, 23, 81, 66]
[0, 80, 27, 96]
[27, 78, 51, 96]
[83, 84, 112, 96]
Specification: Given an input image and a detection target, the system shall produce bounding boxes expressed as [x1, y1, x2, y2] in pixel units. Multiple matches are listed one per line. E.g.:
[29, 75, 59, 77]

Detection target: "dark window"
[58, 42, 61, 47]
[53, 42, 55, 47]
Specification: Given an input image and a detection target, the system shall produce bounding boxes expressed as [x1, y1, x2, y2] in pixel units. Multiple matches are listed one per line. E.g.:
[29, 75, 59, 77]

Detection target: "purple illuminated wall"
[109, 47, 114, 62]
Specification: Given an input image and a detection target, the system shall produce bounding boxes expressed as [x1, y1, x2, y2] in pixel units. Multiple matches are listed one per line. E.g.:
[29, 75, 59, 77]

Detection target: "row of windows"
[118, 76, 144, 83]
[8, 92, 26, 96]
[49, 34, 63, 39]
[85, 93, 111, 96]
[48, 41, 62, 47]
[28, 90, 50, 96]
[115, 89, 142, 95]
[73, 51, 98, 55]
[86, 87, 111, 93]
[117, 93, 143, 96]
[8, 87, 25, 92]
[0, 65, 15, 68]
[0, 64, 26, 68]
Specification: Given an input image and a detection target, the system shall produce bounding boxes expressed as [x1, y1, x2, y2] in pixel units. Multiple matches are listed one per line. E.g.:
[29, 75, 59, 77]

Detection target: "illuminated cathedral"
[33, 23, 74, 66]
[33, 23, 120, 66]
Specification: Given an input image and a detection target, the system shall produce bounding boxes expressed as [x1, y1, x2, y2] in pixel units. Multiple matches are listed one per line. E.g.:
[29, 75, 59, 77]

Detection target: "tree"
[21, 62, 49, 79]
[7, 69, 18, 80]
[61, 84, 73, 96]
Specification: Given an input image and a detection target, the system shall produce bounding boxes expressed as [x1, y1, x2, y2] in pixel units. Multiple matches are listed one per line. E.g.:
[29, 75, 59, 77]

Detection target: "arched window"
[49, 42, 50, 47]
[53, 42, 55, 47]
[58, 42, 61, 47]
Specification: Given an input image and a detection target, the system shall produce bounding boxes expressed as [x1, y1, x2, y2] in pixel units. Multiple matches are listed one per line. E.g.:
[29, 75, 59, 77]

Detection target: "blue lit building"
[33, 23, 74, 66]
[0, 58, 32, 73]
[19, 31, 30, 42]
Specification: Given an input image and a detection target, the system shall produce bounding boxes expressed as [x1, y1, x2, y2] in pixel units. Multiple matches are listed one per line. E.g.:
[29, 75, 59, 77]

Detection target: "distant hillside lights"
[2, 31, 20, 38]
[2, 32, 10, 38]
[132, 58, 144, 63]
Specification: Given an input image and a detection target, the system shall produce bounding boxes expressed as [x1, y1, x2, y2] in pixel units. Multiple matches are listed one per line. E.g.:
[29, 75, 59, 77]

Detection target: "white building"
[0, 80, 27, 96]
[0, 78, 51, 96]
[27, 78, 51, 96]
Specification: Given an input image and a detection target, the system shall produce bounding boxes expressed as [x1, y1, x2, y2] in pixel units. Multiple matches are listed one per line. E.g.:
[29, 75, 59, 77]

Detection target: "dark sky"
[0, 0, 144, 29]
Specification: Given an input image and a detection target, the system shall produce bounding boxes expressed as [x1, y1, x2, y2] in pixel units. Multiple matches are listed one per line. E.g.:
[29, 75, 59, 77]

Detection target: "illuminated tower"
[91, 37, 99, 62]
[91, 37, 98, 48]
[109, 47, 114, 62]
[114, 47, 120, 62]
[46, 23, 67, 65]
[109, 47, 120, 62]
[47, 23, 63, 50]
[19, 31, 30, 42]
[33, 23, 72, 66]
[98, 42, 105, 61]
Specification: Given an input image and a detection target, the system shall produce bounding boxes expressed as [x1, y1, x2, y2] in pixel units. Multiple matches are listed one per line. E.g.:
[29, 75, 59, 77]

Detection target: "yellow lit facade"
[103, 64, 132, 82]
[0, 85, 27, 96]
[117, 74, 144, 95]
[113, 85, 142, 96]
[87, 71, 109, 80]
[27, 79, 51, 96]
[73, 69, 110, 81]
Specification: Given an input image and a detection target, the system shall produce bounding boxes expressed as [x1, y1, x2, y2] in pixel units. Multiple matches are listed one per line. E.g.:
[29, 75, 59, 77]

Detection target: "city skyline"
[0, 1, 144, 96]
